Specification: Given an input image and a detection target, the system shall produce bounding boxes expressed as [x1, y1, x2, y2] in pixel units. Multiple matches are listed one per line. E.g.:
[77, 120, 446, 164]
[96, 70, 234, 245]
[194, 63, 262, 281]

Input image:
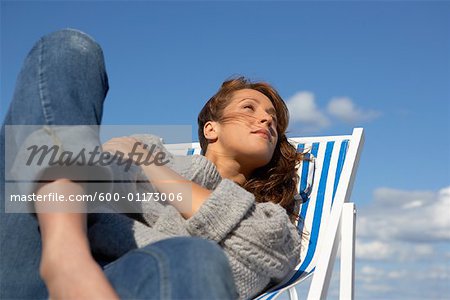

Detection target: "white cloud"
[358, 186, 450, 243]
[352, 186, 450, 299]
[285, 91, 381, 132]
[355, 262, 450, 300]
[356, 240, 395, 260]
[285, 91, 330, 131]
[356, 239, 435, 262]
[360, 283, 393, 293]
[423, 266, 450, 280]
[327, 97, 381, 123]
[360, 265, 385, 278]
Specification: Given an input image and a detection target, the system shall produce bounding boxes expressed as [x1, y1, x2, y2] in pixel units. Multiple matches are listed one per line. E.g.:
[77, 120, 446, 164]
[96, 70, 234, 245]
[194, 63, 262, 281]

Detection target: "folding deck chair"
[165, 128, 365, 300]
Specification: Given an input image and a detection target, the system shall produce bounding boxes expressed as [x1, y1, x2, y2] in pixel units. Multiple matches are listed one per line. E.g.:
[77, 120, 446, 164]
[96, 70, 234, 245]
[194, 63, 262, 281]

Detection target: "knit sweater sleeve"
[185, 179, 302, 299]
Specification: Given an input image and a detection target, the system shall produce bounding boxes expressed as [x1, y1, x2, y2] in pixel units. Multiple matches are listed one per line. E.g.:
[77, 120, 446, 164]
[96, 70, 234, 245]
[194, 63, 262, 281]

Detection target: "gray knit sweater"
[87, 134, 302, 299]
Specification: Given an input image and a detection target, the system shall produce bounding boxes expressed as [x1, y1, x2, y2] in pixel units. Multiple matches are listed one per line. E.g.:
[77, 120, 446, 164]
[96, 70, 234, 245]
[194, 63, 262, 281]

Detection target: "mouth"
[251, 128, 271, 140]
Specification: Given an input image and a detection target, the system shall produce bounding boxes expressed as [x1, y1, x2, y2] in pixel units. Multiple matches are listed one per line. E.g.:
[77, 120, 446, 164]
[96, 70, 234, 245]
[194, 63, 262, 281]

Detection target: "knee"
[37, 28, 104, 61]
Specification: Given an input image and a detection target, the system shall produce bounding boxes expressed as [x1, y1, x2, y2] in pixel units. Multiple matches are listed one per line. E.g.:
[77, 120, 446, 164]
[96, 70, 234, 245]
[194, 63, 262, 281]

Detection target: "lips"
[252, 128, 271, 140]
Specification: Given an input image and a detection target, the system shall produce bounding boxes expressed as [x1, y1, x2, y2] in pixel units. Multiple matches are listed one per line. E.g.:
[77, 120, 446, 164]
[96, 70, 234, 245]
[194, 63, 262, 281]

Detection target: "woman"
[0, 29, 303, 300]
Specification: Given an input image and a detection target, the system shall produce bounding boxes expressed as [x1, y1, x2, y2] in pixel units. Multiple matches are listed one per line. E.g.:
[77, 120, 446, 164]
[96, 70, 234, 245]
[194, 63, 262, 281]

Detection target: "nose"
[259, 112, 274, 126]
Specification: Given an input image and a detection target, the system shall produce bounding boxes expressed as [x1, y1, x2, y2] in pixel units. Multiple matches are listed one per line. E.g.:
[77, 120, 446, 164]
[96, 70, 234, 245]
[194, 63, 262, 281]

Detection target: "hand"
[102, 136, 149, 163]
[103, 137, 211, 218]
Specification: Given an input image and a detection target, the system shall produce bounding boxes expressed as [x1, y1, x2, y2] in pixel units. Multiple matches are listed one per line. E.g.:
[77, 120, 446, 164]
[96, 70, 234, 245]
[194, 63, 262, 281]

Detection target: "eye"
[243, 104, 254, 111]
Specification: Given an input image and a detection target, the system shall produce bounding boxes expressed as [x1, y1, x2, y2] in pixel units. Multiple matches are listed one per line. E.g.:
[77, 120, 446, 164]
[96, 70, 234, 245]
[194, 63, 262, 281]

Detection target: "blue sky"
[1, 1, 449, 299]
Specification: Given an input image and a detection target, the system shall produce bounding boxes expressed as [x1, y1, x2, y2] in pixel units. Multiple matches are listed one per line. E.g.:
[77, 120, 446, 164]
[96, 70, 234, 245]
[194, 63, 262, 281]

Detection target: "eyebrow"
[236, 98, 277, 115]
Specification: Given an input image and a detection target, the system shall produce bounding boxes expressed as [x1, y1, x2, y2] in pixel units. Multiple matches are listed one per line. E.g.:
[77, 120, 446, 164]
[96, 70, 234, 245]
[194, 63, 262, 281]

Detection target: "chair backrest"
[164, 128, 364, 300]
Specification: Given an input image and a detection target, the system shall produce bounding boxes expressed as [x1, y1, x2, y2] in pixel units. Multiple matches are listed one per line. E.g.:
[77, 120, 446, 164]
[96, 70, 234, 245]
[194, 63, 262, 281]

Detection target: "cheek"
[220, 124, 246, 144]
[221, 110, 253, 123]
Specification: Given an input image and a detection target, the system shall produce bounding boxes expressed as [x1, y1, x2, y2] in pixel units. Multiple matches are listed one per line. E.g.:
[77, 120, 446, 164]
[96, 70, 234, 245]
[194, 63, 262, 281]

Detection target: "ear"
[203, 121, 219, 142]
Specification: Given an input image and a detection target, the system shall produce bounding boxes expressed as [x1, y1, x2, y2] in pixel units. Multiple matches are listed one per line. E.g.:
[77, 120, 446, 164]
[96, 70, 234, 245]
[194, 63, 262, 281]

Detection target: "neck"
[205, 150, 250, 186]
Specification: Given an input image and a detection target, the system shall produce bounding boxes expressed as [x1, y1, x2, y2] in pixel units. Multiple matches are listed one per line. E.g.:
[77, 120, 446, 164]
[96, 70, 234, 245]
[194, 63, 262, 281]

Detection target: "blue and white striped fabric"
[187, 143, 202, 155]
[166, 137, 351, 300]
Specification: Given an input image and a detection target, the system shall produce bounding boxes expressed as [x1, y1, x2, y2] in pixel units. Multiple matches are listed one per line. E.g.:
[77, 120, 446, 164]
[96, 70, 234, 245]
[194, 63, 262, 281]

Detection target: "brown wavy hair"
[197, 77, 304, 222]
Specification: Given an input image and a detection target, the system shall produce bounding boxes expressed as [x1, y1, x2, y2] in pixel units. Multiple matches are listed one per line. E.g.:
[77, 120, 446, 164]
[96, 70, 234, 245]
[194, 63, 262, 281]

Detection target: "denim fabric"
[104, 237, 238, 299]
[0, 29, 237, 299]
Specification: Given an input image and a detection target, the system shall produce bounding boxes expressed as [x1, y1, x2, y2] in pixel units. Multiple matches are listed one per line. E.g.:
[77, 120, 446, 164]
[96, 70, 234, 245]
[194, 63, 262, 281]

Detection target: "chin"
[252, 143, 275, 159]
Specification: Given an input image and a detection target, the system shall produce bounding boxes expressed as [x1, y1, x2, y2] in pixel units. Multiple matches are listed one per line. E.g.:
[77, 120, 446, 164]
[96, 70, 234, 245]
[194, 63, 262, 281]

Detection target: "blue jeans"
[0, 29, 238, 299]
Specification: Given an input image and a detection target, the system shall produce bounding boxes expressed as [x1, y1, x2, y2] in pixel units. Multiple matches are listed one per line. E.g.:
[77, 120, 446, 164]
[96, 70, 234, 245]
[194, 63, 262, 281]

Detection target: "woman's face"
[211, 88, 279, 170]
